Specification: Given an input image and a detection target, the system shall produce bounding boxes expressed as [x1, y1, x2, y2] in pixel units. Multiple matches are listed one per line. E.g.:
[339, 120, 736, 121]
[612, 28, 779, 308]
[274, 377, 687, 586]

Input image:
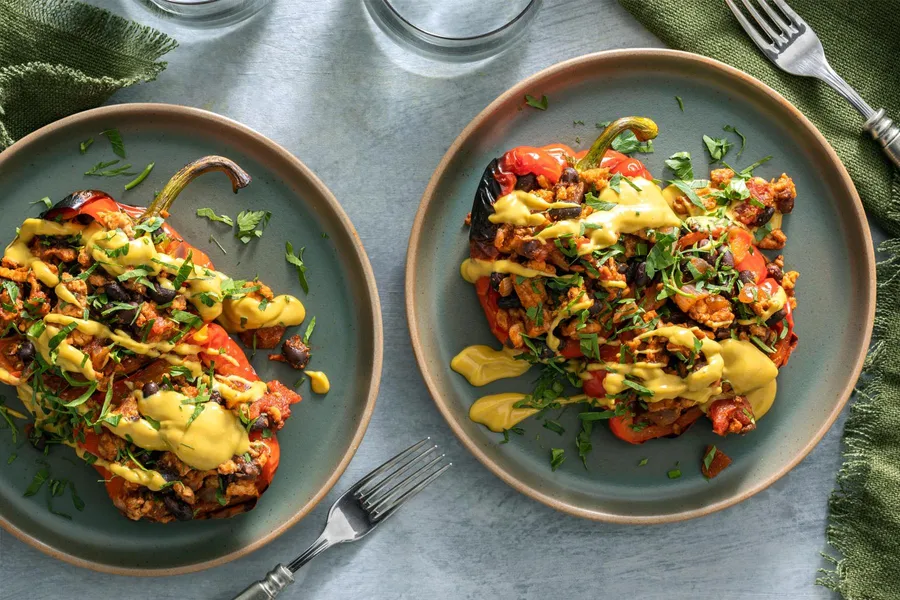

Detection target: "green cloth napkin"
[0, 0, 177, 149]
[618, 1, 900, 598]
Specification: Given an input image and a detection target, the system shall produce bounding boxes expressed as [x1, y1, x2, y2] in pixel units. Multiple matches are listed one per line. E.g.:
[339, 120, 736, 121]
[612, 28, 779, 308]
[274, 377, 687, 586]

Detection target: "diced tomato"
[701, 445, 732, 479]
[75, 429, 121, 497]
[728, 228, 766, 283]
[558, 339, 584, 359]
[251, 431, 280, 489]
[708, 397, 756, 436]
[193, 323, 259, 381]
[582, 371, 607, 398]
[676, 231, 709, 250]
[495, 146, 567, 194]
[608, 407, 703, 444]
[600, 150, 652, 179]
[475, 277, 509, 344]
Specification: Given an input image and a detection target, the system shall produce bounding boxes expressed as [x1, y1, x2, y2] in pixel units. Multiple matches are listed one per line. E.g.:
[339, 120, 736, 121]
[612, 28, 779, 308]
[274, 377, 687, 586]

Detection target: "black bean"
[560, 167, 580, 183]
[104, 282, 130, 302]
[146, 283, 177, 305]
[162, 495, 194, 521]
[755, 206, 775, 227]
[547, 206, 583, 221]
[142, 381, 160, 397]
[250, 415, 270, 432]
[489, 273, 504, 291]
[159, 469, 179, 483]
[16, 341, 35, 364]
[110, 302, 140, 328]
[634, 262, 650, 288]
[776, 195, 794, 214]
[766, 308, 788, 327]
[719, 249, 735, 269]
[497, 294, 521, 309]
[209, 391, 224, 405]
[624, 262, 637, 284]
[237, 462, 260, 480]
[739, 270, 757, 284]
[514, 173, 538, 192]
[617, 263, 629, 274]
[518, 239, 543, 259]
[281, 338, 311, 369]
[588, 301, 603, 316]
[766, 264, 783, 283]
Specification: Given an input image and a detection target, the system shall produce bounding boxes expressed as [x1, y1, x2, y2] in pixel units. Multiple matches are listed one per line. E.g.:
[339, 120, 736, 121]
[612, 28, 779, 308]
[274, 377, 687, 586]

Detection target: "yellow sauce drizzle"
[32, 325, 96, 380]
[127, 390, 250, 471]
[535, 178, 681, 254]
[72, 445, 168, 491]
[460, 258, 553, 284]
[488, 191, 580, 227]
[450, 345, 531, 386]
[219, 295, 306, 332]
[469, 392, 605, 432]
[306, 371, 330, 394]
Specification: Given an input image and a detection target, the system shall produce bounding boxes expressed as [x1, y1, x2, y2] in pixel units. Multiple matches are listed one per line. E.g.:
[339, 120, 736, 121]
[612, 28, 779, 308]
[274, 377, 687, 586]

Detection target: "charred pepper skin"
[469, 158, 503, 260]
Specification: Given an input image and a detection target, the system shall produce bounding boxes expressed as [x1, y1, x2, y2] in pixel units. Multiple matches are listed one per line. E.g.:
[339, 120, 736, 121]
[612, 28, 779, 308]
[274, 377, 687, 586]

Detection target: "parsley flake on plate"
[285, 241, 309, 293]
[524, 94, 548, 110]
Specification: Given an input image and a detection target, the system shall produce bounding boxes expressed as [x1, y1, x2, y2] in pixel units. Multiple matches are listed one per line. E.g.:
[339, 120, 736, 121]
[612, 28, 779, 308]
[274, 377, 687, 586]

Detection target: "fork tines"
[353, 438, 451, 521]
[725, 0, 804, 51]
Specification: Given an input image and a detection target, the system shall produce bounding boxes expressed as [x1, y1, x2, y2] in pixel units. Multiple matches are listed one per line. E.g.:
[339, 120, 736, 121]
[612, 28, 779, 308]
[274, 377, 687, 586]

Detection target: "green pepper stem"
[575, 117, 659, 171]
[140, 156, 251, 221]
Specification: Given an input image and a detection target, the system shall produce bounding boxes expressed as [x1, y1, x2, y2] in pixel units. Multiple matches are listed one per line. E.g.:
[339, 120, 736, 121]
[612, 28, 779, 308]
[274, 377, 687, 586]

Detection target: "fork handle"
[231, 564, 294, 600]
[865, 109, 900, 169]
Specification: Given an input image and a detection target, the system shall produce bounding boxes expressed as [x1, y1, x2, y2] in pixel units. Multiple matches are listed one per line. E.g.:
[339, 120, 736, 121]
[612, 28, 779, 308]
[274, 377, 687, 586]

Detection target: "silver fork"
[232, 439, 451, 600]
[726, 0, 900, 167]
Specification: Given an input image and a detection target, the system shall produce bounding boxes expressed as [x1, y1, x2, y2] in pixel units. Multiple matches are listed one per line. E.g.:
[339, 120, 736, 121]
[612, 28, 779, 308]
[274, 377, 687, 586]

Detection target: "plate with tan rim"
[405, 49, 875, 523]
[0, 104, 382, 573]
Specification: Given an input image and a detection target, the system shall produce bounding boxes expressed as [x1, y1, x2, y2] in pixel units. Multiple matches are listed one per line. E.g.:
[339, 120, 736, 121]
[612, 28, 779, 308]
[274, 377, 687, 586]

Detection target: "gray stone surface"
[0, 0, 846, 598]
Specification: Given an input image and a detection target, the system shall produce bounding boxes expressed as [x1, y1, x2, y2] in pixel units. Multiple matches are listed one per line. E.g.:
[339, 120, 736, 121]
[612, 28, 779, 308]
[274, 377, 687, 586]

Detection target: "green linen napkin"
[0, 0, 177, 148]
[618, 1, 900, 598]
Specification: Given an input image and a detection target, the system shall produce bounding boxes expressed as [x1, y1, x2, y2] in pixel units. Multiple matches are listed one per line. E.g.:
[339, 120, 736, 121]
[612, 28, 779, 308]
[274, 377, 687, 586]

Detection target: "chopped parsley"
[196, 207, 234, 227]
[542, 419, 565, 435]
[585, 191, 616, 211]
[638, 457, 649, 467]
[667, 468, 682, 479]
[101, 128, 126, 158]
[79, 138, 94, 154]
[285, 241, 309, 293]
[675, 96, 685, 111]
[549, 448, 566, 471]
[302, 316, 316, 344]
[664, 151, 694, 180]
[30, 196, 52, 209]
[702, 135, 732, 162]
[703, 445, 718, 472]
[235, 210, 271, 243]
[85, 159, 135, 177]
[723, 125, 746, 157]
[524, 94, 548, 110]
[124, 163, 154, 191]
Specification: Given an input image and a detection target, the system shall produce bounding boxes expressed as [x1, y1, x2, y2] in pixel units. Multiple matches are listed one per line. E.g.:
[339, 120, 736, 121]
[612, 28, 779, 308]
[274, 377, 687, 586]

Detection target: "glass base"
[363, 0, 541, 63]
[135, 0, 272, 28]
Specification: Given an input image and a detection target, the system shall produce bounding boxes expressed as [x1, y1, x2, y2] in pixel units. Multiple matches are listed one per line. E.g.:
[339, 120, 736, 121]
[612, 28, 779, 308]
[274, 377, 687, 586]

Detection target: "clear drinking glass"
[135, 0, 272, 28]
[363, 0, 542, 62]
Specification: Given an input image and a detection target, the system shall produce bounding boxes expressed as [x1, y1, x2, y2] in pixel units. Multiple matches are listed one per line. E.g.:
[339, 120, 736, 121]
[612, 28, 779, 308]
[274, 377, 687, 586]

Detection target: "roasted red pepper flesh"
[609, 407, 704, 444]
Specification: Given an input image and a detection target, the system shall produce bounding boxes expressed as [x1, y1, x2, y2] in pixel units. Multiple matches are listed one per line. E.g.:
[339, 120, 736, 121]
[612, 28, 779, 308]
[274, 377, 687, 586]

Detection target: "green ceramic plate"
[406, 50, 875, 522]
[0, 104, 382, 573]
